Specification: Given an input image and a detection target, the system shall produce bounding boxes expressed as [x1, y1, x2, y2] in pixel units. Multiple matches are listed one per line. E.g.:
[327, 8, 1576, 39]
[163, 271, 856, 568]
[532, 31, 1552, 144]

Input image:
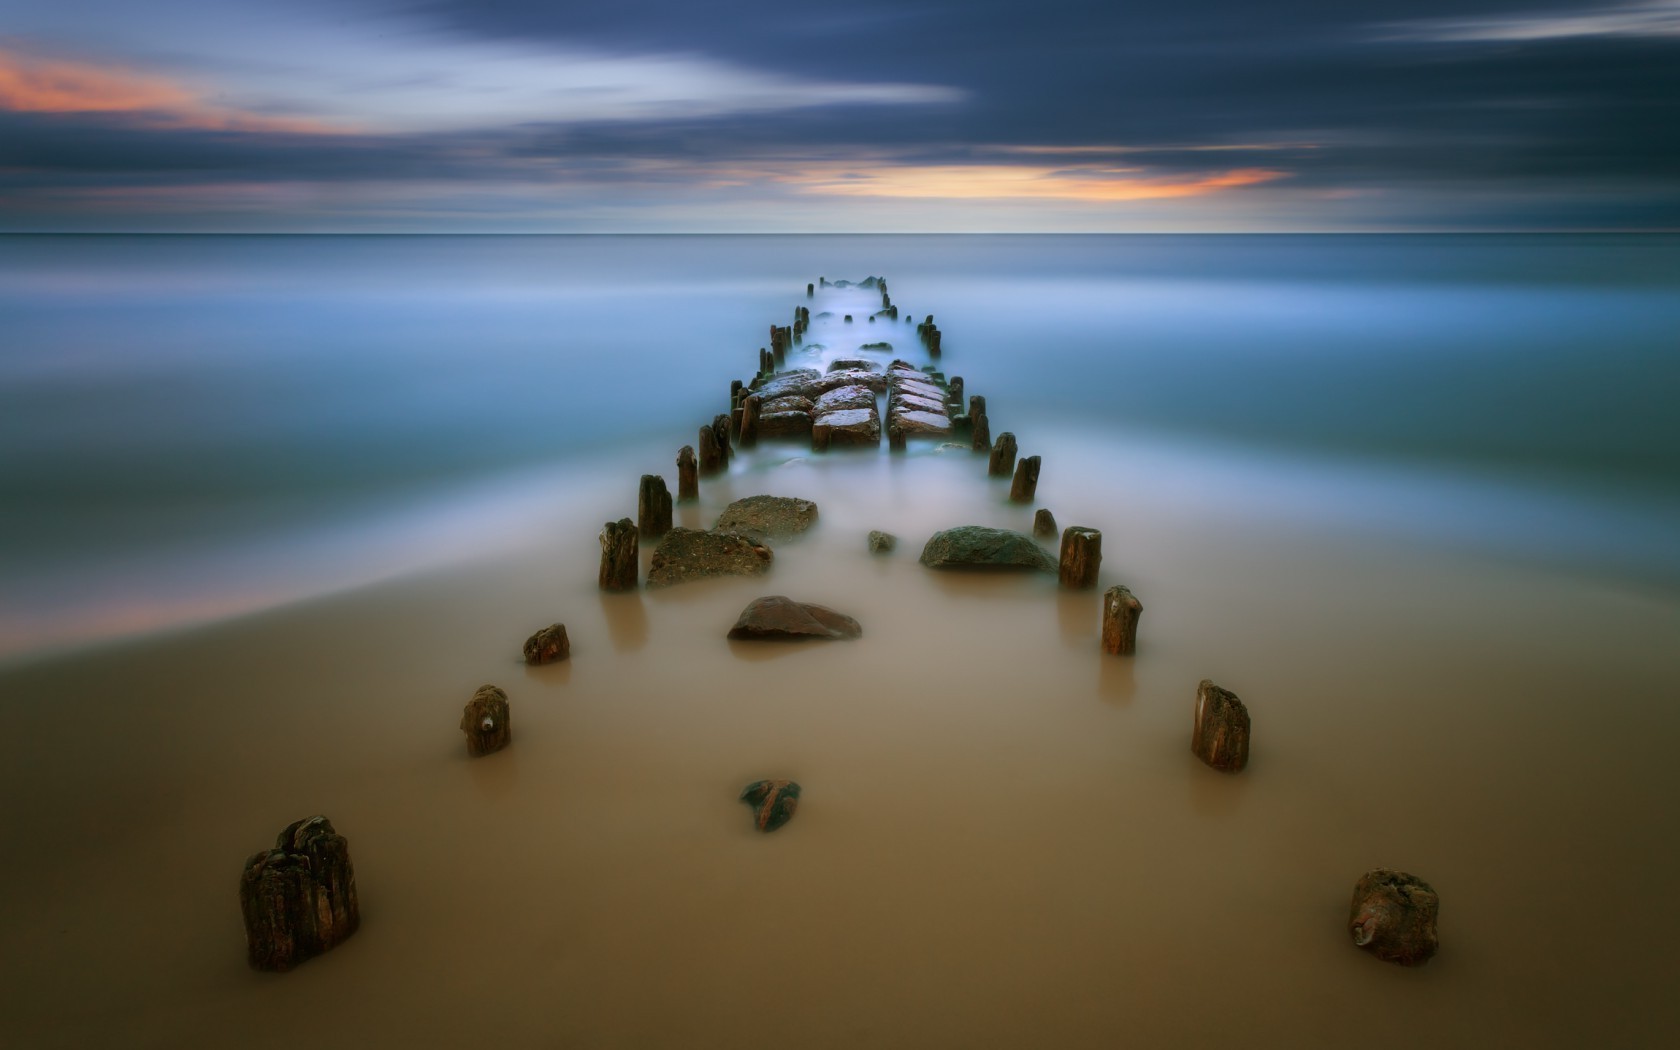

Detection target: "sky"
[1, 0, 1677, 232]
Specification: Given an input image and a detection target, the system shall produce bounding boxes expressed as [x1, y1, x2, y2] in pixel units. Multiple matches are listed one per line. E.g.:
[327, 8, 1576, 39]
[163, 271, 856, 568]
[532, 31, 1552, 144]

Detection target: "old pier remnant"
[740, 779, 801, 832]
[988, 432, 1018, 478]
[1033, 508, 1059, 539]
[638, 474, 673, 538]
[1058, 526, 1102, 588]
[239, 816, 359, 972]
[1192, 679, 1250, 772]
[460, 684, 511, 757]
[522, 623, 570, 665]
[1009, 455, 1042, 503]
[698, 425, 724, 476]
[676, 445, 698, 502]
[1101, 585, 1142, 655]
[598, 517, 639, 590]
[1349, 869, 1440, 966]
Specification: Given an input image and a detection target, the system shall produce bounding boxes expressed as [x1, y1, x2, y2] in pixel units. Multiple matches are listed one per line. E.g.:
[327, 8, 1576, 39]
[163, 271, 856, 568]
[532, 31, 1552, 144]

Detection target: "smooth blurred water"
[2, 234, 1676, 659]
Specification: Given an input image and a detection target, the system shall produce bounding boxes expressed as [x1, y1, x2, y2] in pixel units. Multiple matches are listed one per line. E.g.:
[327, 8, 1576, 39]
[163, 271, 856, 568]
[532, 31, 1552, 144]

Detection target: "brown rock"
[814, 384, 879, 414]
[522, 623, 570, 665]
[727, 595, 862, 641]
[813, 407, 881, 449]
[647, 528, 773, 587]
[891, 410, 952, 436]
[714, 495, 819, 538]
[1350, 869, 1440, 966]
[460, 684, 511, 757]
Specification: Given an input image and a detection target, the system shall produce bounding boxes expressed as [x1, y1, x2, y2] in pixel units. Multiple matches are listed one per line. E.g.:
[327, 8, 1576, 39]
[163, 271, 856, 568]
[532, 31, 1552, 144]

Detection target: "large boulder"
[647, 528, 773, 587]
[714, 495, 819, 539]
[919, 526, 1058, 572]
[727, 595, 862, 641]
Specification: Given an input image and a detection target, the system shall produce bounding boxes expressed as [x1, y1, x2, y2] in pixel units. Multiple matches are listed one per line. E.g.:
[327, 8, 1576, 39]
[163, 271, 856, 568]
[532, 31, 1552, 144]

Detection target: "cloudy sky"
[2, 0, 1677, 231]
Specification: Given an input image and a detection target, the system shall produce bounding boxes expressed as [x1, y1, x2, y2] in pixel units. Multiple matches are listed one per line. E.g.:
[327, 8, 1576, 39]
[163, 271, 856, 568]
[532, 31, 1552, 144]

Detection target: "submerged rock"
[814, 384, 878, 414]
[714, 495, 819, 539]
[868, 530, 897, 553]
[813, 407, 881, 449]
[919, 526, 1057, 572]
[647, 528, 773, 587]
[727, 595, 861, 641]
[740, 779, 801, 832]
[521, 623, 570, 665]
[753, 369, 822, 402]
[1349, 869, 1440, 966]
[757, 410, 813, 438]
[827, 358, 882, 373]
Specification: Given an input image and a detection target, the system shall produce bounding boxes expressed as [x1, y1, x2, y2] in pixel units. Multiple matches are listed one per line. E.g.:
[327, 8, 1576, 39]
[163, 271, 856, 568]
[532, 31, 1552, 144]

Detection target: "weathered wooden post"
[239, 816, 359, 972]
[759, 348, 773, 376]
[947, 376, 964, 412]
[1101, 585, 1142, 655]
[1349, 869, 1440, 966]
[739, 394, 761, 448]
[1192, 679, 1250, 772]
[730, 379, 743, 409]
[676, 446, 698, 502]
[698, 425, 724, 476]
[1033, 508, 1059, 539]
[1009, 455, 1041, 502]
[712, 414, 733, 466]
[522, 623, 570, 664]
[971, 411, 991, 453]
[968, 395, 986, 419]
[888, 423, 906, 452]
[638, 474, 672, 537]
[988, 432, 1018, 478]
[461, 684, 510, 757]
[598, 517, 638, 590]
[1058, 526, 1101, 588]
[807, 283, 814, 297]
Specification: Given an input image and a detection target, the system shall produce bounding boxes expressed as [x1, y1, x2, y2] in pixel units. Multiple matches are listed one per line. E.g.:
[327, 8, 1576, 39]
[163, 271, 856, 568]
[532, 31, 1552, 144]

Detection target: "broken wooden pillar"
[807, 282, 814, 297]
[947, 376, 964, 412]
[1058, 526, 1102, 588]
[1009, 455, 1041, 502]
[712, 413, 733, 466]
[676, 445, 698, 502]
[461, 684, 510, 757]
[598, 517, 638, 591]
[522, 623, 570, 665]
[968, 394, 986, 419]
[988, 432, 1018, 478]
[698, 425, 724, 476]
[730, 379, 743, 410]
[1101, 585, 1142, 655]
[888, 423, 906, 452]
[1349, 869, 1440, 966]
[758, 347, 773, 376]
[1192, 679, 1250, 772]
[1033, 508, 1059, 539]
[239, 815, 359, 972]
[971, 411, 991, 453]
[739, 394, 761, 448]
[638, 474, 672, 538]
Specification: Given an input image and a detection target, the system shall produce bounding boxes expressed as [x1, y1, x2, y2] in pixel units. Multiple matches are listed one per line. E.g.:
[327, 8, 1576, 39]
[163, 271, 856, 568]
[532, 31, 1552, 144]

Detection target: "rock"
[461, 684, 511, 757]
[740, 779, 801, 832]
[859, 342, 893, 351]
[892, 391, 946, 415]
[757, 410, 813, 438]
[760, 394, 814, 415]
[890, 410, 952, 436]
[814, 384, 878, 414]
[919, 526, 1058, 572]
[1033, 508, 1058, 539]
[1349, 869, 1439, 966]
[813, 407, 881, 449]
[868, 530, 897, 553]
[828, 358, 882, 373]
[816, 369, 888, 394]
[726, 595, 862, 641]
[753, 369, 822, 402]
[714, 495, 819, 538]
[647, 528, 774, 588]
[1192, 679, 1250, 772]
[522, 623, 570, 665]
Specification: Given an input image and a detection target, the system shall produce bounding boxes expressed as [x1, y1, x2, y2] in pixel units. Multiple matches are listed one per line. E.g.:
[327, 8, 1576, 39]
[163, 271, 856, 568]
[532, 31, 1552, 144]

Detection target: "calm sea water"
[2, 234, 1676, 660]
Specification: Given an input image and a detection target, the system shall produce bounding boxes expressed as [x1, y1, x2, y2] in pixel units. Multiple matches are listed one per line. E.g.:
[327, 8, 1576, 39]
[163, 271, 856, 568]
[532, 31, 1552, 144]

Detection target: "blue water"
[2, 234, 1677, 659]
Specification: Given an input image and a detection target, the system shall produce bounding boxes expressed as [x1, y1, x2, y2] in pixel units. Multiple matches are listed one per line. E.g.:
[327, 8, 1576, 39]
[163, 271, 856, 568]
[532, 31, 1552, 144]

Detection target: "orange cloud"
[788, 163, 1288, 202]
[0, 46, 345, 134]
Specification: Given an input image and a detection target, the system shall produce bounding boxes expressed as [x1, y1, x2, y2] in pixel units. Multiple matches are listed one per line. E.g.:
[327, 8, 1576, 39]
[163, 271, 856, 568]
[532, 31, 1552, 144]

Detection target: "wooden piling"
[1058, 527, 1102, 588]
[1033, 508, 1059, 539]
[676, 446, 698, 502]
[807, 283, 814, 297]
[598, 517, 638, 590]
[1101, 585, 1142, 655]
[712, 414, 733, 466]
[1192, 679, 1250, 772]
[739, 394, 761, 448]
[460, 684, 511, 757]
[638, 474, 672, 538]
[971, 411, 991, 453]
[888, 424, 906, 451]
[988, 432, 1018, 478]
[698, 425, 724, 476]
[947, 376, 964, 412]
[1009, 455, 1040, 502]
[522, 623, 570, 665]
[239, 816, 359, 972]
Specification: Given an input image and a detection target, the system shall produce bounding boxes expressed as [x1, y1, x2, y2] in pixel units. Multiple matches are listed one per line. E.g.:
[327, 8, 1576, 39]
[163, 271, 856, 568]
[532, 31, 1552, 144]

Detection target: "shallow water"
[1, 243, 1678, 1046]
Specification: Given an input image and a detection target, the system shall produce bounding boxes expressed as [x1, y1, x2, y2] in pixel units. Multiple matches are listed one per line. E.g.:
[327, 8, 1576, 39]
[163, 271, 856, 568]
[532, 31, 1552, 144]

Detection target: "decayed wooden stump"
[1058, 526, 1102, 588]
[739, 394, 761, 448]
[522, 622, 570, 664]
[988, 432, 1018, 478]
[1192, 679, 1250, 772]
[638, 474, 672, 538]
[598, 517, 638, 590]
[712, 414, 733, 466]
[239, 815, 359, 972]
[968, 394, 986, 419]
[1009, 455, 1041, 503]
[698, 425, 724, 476]
[1101, 585, 1142, 655]
[947, 376, 964, 412]
[1349, 869, 1439, 965]
[740, 779, 801, 832]
[1033, 508, 1059, 539]
[460, 684, 511, 757]
[888, 424, 906, 451]
[676, 445, 698, 502]
[971, 411, 991, 453]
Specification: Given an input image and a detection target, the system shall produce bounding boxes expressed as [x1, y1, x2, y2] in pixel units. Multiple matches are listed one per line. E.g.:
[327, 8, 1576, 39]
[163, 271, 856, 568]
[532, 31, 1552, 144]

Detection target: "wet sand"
[2, 285, 1678, 1048]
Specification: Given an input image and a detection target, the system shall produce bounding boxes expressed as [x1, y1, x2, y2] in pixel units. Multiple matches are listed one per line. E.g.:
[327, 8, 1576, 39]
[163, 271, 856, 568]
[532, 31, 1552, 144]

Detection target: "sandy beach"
[4, 331, 1678, 1046]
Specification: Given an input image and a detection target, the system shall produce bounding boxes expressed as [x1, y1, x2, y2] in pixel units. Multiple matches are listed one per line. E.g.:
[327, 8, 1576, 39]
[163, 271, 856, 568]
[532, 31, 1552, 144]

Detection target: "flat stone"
[714, 495, 819, 538]
[727, 595, 861, 641]
[816, 369, 888, 394]
[647, 528, 774, 588]
[813, 407, 881, 447]
[760, 394, 814, 415]
[919, 526, 1058, 572]
[827, 358, 882, 373]
[890, 410, 952, 436]
[757, 410, 813, 438]
[891, 391, 946, 416]
[815, 384, 879, 414]
[858, 342, 893, 351]
[753, 369, 821, 402]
